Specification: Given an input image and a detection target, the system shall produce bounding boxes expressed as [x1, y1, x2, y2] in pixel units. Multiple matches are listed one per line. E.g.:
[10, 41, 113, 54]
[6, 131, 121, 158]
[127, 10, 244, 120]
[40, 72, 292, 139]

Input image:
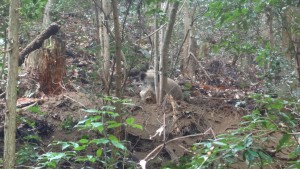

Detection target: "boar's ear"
[140, 71, 147, 81]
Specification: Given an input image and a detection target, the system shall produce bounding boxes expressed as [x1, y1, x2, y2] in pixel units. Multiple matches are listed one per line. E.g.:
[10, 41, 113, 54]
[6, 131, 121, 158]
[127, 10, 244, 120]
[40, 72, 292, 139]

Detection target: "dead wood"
[18, 22, 60, 66]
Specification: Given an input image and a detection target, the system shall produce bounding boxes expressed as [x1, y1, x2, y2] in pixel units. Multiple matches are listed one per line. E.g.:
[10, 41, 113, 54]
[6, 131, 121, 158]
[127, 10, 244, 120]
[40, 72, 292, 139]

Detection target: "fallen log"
[18, 22, 60, 66]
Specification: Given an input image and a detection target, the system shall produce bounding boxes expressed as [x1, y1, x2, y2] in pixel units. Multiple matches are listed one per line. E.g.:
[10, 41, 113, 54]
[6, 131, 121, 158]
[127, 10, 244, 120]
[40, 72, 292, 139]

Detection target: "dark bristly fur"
[140, 71, 146, 81]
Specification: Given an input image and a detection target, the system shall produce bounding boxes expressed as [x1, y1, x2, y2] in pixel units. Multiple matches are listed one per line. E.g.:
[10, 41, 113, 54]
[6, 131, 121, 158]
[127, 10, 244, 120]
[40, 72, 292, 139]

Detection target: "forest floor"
[0, 55, 289, 168]
[0, 15, 290, 169]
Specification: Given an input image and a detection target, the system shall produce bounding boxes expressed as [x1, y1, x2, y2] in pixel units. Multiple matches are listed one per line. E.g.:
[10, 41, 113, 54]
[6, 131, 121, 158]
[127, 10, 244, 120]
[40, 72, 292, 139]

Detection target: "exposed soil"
[0, 83, 246, 168]
[1, 54, 292, 169]
[127, 96, 244, 167]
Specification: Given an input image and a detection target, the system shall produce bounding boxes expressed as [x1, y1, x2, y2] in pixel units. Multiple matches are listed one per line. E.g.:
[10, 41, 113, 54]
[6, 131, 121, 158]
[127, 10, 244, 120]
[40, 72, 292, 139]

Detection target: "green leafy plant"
[20, 0, 47, 20]
[27, 105, 47, 116]
[37, 152, 76, 168]
[16, 144, 39, 165]
[60, 115, 76, 131]
[36, 97, 142, 168]
[185, 94, 299, 168]
[23, 134, 42, 143]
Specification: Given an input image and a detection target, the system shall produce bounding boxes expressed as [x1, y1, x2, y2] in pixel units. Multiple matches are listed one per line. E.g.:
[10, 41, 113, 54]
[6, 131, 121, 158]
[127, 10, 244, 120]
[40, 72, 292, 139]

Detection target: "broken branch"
[18, 22, 60, 66]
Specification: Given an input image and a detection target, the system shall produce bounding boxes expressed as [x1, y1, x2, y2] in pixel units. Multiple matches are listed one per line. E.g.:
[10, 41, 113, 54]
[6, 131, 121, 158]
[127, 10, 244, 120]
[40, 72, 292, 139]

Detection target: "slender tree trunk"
[282, 7, 293, 60]
[43, 0, 55, 47]
[159, 1, 180, 104]
[181, 3, 197, 79]
[266, 7, 274, 71]
[154, 3, 160, 103]
[268, 9, 274, 48]
[43, 0, 54, 28]
[96, 0, 111, 94]
[159, 2, 168, 59]
[102, 0, 111, 93]
[4, 0, 19, 168]
[0, 29, 7, 78]
[231, 54, 239, 66]
[111, 0, 123, 138]
[282, 7, 300, 83]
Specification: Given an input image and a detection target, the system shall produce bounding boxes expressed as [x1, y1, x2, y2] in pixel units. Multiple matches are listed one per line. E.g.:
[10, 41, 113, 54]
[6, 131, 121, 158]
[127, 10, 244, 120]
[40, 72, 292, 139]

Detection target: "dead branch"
[140, 128, 215, 165]
[0, 92, 5, 98]
[189, 52, 212, 81]
[18, 22, 61, 66]
[63, 95, 86, 108]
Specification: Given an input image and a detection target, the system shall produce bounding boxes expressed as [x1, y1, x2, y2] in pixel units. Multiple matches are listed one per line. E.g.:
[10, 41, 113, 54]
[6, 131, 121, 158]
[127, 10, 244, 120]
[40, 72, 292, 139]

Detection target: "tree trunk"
[181, 3, 197, 79]
[154, 3, 160, 103]
[159, 1, 180, 104]
[4, 0, 19, 168]
[22, 23, 65, 95]
[267, 8, 274, 48]
[43, 0, 55, 47]
[111, 0, 123, 139]
[0, 29, 7, 78]
[24, 36, 66, 95]
[19, 2, 62, 96]
[96, 0, 111, 94]
[43, 0, 55, 28]
[282, 7, 300, 83]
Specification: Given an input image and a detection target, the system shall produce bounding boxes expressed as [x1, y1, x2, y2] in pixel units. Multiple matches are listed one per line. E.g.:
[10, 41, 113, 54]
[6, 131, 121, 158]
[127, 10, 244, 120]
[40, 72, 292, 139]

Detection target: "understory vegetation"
[1, 0, 300, 168]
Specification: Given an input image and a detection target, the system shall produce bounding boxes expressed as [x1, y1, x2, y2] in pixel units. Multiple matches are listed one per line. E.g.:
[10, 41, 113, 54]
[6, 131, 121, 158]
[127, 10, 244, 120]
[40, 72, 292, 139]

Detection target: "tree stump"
[24, 36, 66, 95]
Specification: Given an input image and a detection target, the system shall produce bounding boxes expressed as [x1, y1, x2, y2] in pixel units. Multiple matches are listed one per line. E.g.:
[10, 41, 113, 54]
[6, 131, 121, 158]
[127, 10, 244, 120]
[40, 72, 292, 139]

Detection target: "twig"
[140, 127, 215, 164]
[137, 0, 187, 43]
[163, 107, 166, 141]
[166, 127, 214, 143]
[15, 165, 33, 168]
[178, 144, 192, 153]
[0, 49, 10, 53]
[135, 23, 167, 43]
[197, 96, 244, 100]
[189, 52, 212, 81]
[168, 95, 180, 135]
[288, 132, 300, 135]
[170, 28, 190, 77]
[0, 92, 5, 98]
[19, 102, 37, 110]
[63, 95, 86, 108]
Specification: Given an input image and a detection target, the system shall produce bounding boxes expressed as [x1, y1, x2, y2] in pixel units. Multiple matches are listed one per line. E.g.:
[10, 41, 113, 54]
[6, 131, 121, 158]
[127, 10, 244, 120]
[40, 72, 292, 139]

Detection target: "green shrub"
[185, 94, 299, 168]
[36, 97, 142, 168]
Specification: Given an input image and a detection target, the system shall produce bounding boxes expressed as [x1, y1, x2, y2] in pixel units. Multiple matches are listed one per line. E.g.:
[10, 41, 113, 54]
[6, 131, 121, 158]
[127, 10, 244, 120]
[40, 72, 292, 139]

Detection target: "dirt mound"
[126, 96, 244, 167]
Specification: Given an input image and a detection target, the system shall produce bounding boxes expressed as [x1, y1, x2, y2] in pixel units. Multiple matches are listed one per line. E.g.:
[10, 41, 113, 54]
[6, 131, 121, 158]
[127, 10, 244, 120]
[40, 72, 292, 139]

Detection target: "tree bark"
[282, 7, 296, 60]
[267, 8, 274, 48]
[22, 22, 64, 95]
[43, 0, 56, 47]
[111, 0, 123, 139]
[159, 1, 180, 104]
[154, 3, 160, 103]
[96, 0, 111, 94]
[181, 3, 197, 79]
[36, 37, 66, 95]
[42, 0, 55, 28]
[282, 7, 300, 83]
[4, 0, 19, 168]
[0, 29, 7, 78]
